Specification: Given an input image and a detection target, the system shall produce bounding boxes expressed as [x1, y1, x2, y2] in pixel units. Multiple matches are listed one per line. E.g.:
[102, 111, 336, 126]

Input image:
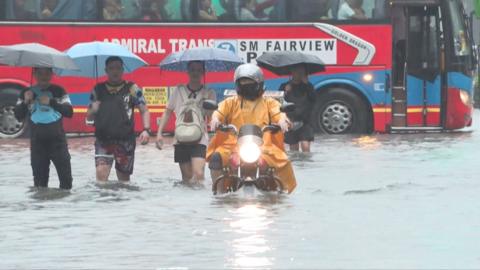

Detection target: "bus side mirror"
[203, 100, 218, 111]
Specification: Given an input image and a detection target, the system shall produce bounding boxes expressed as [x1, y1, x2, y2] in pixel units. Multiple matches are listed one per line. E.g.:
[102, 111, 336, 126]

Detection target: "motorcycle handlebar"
[262, 125, 281, 133]
[216, 124, 281, 134]
[217, 124, 238, 134]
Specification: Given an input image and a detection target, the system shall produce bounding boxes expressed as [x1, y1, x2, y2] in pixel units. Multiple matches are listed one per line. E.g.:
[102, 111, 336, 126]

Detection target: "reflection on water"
[0, 111, 480, 269]
[228, 204, 272, 269]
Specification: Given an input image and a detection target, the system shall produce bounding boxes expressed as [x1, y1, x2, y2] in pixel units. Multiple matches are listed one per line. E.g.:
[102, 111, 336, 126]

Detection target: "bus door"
[404, 5, 444, 127]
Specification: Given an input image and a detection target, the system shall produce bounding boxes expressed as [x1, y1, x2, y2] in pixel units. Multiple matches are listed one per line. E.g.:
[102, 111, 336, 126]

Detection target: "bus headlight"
[363, 73, 373, 82]
[239, 143, 261, 164]
[459, 90, 471, 106]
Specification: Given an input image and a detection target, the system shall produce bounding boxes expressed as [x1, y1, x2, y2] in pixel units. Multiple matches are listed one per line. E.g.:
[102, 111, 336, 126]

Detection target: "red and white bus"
[0, 0, 476, 138]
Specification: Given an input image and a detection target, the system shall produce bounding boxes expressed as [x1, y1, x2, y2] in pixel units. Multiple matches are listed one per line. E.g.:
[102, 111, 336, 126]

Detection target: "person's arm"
[204, 89, 217, 118]
[199, 9, 217, 21]
[50, 89, 73, 118]
[268, 98, 290, 132]
[14, 89, 32, 121]
[210, 98, 230, 130]
[138, 103, 151, 129]
[86, 87, 99, 123]
[156, 108, 172, 149]
[131, 84, 150, 144]
[156, 88, 177, 149]
[351, 9, 367, 19]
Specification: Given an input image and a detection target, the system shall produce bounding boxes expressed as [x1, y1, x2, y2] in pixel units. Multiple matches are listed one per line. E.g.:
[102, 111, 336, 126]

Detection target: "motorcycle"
[203, 100, 295, 195]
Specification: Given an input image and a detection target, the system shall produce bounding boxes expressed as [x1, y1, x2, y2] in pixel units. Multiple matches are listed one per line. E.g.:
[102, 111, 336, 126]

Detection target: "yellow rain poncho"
[206, 96, 297, 193]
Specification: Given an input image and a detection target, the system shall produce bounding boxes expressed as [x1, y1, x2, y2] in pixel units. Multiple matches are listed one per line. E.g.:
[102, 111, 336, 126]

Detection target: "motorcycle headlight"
[239, 142, 261, 163]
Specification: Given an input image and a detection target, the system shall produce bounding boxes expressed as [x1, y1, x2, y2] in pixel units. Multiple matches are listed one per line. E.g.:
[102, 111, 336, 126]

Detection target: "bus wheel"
[313, 88, 369, 134]
[0, 87, 28, 139]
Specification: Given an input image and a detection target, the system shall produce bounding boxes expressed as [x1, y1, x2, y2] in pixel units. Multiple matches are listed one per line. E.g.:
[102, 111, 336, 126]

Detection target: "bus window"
[236, 0, 285, 22]
[448, 0, 471, 57]
[3, 0, 97, 21]
[193, 0, 238, 22]
[4, 0, 38, 20]
[288, 0, 334, 21]
[197, 0, 219, 21]
[99, 0, 184, 21]
[337, 0, 380, 20]
[39, 0, 97, 20]
[407, 9, 440, 81]
[0, 1, 4, 20]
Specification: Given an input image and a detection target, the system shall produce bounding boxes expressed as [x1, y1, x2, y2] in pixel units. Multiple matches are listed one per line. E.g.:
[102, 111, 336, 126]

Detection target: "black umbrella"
[256, 51, 325, 76]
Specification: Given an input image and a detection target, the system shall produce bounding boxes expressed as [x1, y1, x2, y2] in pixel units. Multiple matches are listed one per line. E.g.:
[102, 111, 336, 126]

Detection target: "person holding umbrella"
[0, 42, 78, 190]
[256, 51, 325, 153]
[279, 64, 316, 152]
[57, 41, 150, 183]
[86, 56, 151, 183]
[156, 61, 216, 186]
[14, 67, 74, 189]
[157, 47, 243, 186]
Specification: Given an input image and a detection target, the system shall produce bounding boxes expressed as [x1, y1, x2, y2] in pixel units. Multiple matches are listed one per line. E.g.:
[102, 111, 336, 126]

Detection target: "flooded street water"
[1, 111, 480, 270]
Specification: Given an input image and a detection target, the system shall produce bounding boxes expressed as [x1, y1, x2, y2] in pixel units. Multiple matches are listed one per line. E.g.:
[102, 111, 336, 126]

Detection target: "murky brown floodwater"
[1, 111, 480, 269]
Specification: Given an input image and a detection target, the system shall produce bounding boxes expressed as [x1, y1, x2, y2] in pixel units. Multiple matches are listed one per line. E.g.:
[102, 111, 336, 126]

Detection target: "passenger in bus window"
[198, 0, 218, 21]
[9, 0, 37, 20]
[338, 0, 367, 20]
[32, 0, 97, 21]
[102, 0, 123, 20]
[140, 0, 169, 21]
[40, 0, 58, 19]
[253, 0, 278, 20]
[239, 0, 263, 21]
[290, 0, 331, 21]
[219, 0, 238, 21]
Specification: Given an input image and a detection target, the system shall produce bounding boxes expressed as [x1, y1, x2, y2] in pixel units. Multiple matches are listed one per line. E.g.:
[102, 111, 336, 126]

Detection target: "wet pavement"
[1, 111, 480, 269]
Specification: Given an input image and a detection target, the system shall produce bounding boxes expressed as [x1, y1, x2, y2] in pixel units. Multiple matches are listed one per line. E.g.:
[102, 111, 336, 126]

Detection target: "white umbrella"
[0, 43, 77, 70]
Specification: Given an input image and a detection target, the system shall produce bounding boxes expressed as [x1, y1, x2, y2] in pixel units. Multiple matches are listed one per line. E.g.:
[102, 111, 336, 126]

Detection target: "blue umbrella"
[56, 41, 147, 77]
[159, 47, 243, 72]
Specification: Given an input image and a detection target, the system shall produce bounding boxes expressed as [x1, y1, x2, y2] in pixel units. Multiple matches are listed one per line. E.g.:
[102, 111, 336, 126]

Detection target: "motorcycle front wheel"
[212, 175, 242, 195]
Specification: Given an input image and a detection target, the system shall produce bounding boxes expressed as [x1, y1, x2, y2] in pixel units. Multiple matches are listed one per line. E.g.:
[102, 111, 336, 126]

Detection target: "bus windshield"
[448, 0, 472, 57]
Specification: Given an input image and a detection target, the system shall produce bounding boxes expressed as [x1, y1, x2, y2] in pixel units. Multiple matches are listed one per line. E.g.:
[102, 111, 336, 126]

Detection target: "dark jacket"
[279, 81, 316, 123]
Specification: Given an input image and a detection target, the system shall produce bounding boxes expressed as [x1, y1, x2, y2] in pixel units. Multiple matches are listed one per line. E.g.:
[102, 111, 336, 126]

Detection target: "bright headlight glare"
[239, 143, 261, 163]
[363, 73, 373, 82]
[459, 90, 470, 106]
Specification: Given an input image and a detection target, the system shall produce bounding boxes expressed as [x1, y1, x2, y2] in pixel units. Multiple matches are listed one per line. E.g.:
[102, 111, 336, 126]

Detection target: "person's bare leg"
[300, 141, 311, 153]
[179, 162, 193, 183]
[289, 144, 300, 152]
[116, 170, 131, 182]
[96, 164, 112, 182]
[191, 157, 206, 183]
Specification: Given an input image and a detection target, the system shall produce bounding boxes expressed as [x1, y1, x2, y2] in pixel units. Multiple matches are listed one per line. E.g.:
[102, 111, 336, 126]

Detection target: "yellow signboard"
[143, 87, 168, 106]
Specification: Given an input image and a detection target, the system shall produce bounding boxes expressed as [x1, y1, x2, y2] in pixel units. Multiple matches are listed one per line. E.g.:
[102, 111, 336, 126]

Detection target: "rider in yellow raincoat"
[207, 64, 297, 193]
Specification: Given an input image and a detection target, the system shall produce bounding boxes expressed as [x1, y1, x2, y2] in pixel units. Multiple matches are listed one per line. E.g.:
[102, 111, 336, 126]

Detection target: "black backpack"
[94, 82, 135, 141]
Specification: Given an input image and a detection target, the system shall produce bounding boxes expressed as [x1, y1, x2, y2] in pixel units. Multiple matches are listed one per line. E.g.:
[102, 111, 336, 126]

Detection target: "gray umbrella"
[0, 43, 77, 70]
[256, 51, 325, 76]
